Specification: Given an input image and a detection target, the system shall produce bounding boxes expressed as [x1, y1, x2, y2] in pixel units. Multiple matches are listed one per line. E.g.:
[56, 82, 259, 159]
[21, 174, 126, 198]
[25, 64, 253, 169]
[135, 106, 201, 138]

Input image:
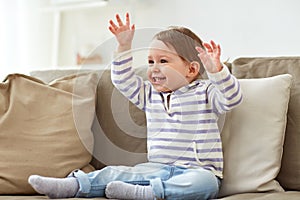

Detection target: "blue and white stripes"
[111, 53, 243, 178]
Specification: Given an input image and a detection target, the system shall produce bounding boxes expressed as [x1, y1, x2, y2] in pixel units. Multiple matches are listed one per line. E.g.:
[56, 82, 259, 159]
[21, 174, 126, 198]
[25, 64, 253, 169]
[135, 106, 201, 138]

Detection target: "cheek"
[164, 67, 186, 80]
[146, 69, 152, 80]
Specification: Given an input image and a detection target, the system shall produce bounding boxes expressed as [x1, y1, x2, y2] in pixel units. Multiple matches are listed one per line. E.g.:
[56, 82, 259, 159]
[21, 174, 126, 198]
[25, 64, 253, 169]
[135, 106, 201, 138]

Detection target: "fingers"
[131, 24, 135, 31]
[210, 40, 217, 49]
[195, 46, 205, 54]
[195, 46, 210, 63]
[108, 25, 116, 34]
[108, 20, 118, 34]
[195, 41, 222, 73]
[202, 40, 221, 56]
[125, 12, 130, 26]
[203, 43, 213, 53]
[217, 44, 221, 56]
[116, 14, 124, 26]
[210, 40, 221, 56]
[108, 12, 134, 34]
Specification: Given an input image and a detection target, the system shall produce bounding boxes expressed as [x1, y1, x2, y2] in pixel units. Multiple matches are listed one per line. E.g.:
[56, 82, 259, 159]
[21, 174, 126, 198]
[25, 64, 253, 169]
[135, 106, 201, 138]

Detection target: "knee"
[191, 169, 219, 185]
[162, 169, 220, 200]
[189, 169, 220, 198]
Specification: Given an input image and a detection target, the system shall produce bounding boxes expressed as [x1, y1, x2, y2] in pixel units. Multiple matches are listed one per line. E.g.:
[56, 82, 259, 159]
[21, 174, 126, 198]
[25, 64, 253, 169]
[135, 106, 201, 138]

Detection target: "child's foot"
[28, 175, 79, 199]
[105, 181, 155, 200]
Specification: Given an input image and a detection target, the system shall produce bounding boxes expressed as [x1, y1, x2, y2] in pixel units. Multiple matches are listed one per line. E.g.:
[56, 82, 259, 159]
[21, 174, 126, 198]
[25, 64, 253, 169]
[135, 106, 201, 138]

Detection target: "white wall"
[0, 0, 53, 78]
[1, 0, 300, 76]
[57, 0, 300, 66]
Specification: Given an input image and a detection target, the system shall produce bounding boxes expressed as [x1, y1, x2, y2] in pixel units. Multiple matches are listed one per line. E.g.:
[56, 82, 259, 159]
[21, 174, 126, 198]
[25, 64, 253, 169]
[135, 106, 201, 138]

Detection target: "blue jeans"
[69, 162, 221, 200]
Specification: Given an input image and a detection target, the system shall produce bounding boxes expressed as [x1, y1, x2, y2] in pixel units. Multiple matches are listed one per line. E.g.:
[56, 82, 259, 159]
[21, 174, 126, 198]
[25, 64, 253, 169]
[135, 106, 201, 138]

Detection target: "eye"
[148, 60, 154, 65]
[160, 59, 168, 63]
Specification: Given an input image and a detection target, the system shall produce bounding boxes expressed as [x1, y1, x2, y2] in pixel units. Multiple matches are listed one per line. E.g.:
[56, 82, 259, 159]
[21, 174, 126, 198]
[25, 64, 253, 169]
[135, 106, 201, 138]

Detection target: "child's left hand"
[196, 41, 223, 73]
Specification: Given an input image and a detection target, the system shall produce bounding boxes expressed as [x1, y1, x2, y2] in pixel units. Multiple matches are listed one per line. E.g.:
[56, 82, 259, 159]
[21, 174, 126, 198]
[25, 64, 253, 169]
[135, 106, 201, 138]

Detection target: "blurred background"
[0, 0, 299, 79]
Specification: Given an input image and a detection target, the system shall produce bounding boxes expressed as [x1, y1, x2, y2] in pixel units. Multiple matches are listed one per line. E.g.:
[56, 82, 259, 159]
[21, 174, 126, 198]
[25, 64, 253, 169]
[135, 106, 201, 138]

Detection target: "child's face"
[147, 39, 191, 93]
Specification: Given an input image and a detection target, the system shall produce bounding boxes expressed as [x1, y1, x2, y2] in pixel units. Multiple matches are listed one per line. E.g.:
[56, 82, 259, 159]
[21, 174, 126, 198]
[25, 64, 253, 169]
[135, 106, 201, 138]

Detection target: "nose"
[150, 63, 160, 72]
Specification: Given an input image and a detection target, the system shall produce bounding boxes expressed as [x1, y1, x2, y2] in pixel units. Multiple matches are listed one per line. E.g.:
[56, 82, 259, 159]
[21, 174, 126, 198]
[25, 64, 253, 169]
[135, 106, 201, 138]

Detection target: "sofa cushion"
[31, 69, 148, 169]
[0, 196, 107, 200]
[231, 57, 300, 191]
[219, 74, 292, 196]
[218, 191, 300, 200]
[0, 73, 97, 194]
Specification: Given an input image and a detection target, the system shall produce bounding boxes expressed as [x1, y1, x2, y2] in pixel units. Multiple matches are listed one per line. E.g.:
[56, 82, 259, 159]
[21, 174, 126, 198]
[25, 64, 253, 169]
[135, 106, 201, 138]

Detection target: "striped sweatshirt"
[111, 53, 243, 178]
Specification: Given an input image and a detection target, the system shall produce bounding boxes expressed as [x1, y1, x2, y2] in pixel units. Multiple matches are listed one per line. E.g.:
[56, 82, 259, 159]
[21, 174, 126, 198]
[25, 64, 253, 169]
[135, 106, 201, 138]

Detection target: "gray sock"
[28, 175, 79, 199]
[105, 181, 155, 200]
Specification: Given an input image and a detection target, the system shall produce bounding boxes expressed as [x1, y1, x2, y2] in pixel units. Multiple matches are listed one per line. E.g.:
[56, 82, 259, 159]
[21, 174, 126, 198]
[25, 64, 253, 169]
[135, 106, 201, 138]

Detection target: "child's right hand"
[109, 12, 135, 52]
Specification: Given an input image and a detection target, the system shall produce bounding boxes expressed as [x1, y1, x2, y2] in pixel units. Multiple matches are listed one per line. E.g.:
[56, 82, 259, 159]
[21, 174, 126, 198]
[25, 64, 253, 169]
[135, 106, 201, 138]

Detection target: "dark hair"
[153, 26, 205, 75]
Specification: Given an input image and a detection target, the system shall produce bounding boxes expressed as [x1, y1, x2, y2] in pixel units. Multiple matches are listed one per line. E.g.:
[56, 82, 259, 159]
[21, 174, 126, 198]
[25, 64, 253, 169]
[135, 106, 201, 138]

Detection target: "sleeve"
[206, 65, 243, 115]
[111, 52, 147, 111]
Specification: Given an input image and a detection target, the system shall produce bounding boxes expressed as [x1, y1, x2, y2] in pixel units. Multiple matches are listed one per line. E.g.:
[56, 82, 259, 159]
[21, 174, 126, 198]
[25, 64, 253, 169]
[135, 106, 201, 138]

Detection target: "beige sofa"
[0, 56, 299, 199]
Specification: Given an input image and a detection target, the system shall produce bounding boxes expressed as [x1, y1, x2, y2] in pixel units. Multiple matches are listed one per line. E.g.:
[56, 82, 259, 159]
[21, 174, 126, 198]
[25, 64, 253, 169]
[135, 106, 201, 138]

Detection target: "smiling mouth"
[152, 77, 166, 83]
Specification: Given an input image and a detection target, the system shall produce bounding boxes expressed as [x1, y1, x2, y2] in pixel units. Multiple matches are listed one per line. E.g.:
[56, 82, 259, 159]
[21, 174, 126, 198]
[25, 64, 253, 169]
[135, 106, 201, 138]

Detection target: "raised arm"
[108, 12, 135, 53]
[109, 13, 148, 111]
[196, 41, 243, 114]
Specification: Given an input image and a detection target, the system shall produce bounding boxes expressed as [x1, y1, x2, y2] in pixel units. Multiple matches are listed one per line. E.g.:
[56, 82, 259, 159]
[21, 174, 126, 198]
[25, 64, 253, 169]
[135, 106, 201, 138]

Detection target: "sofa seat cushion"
[231, 57, 300, 191]
[0, 192, 298, 200]
[0, 196, 107, 200]
[218, 191, 300, 200]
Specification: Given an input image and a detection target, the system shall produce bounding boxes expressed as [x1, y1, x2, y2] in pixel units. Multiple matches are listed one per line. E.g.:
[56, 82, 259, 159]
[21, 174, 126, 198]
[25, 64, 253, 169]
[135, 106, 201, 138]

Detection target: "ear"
[187, 61, 200, 79]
